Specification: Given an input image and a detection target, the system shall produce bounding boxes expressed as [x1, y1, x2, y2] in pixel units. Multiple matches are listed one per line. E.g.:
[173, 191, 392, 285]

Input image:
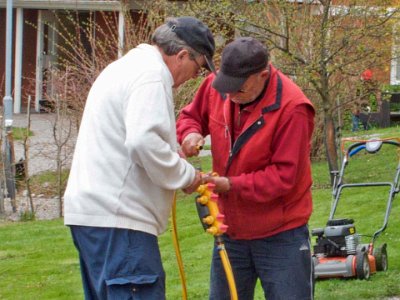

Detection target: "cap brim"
[204, 56, 216, 74]
[212, 71, 247, 94]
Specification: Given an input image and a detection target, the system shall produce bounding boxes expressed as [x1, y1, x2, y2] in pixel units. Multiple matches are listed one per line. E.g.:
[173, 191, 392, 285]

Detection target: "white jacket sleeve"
[124, 80, 195, 190]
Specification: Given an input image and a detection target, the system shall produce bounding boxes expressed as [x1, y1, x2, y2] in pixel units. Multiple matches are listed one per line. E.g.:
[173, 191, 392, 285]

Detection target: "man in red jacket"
[177, 37, 315, 300]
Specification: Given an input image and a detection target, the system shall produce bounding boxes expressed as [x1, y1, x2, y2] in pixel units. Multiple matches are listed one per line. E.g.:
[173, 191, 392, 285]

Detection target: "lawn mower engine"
[312, 218, 375, 280]
[313, 218, 360, 257]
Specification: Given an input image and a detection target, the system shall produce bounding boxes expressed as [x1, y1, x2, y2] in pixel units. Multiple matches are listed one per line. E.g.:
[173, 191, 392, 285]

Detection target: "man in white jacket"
[64, 17, 215, 299]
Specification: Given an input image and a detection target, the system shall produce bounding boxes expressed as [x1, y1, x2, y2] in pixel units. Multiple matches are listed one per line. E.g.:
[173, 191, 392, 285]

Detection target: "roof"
[0, 0, 143, 11]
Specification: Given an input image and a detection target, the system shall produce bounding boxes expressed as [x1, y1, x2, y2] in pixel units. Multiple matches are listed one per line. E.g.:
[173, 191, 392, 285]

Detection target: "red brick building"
[0, 0, 143, 113]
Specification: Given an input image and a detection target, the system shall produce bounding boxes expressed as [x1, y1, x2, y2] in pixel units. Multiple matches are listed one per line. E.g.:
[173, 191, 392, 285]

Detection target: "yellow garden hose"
[171, 181, 238, 300]
[171, 192, 188, 300]
[216, 236, 238, 300]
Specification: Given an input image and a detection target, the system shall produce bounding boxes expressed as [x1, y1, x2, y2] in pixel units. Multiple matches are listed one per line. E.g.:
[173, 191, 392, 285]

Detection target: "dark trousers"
[70, 226, 165, 300]
[209, 225, 313, 300]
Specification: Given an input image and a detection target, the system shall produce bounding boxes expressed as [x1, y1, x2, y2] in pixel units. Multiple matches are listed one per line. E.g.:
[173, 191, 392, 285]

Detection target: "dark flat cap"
[213, 37, 269, 93]
[168, 17, 216, 72]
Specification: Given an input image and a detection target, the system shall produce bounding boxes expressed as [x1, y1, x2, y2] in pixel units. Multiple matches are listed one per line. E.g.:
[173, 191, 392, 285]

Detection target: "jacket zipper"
[225, 115, 263, 174]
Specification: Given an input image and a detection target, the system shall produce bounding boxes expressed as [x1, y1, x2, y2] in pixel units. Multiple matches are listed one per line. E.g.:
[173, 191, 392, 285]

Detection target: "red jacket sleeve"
[229, 104, 314, 203]
[176, 75, 215, 144]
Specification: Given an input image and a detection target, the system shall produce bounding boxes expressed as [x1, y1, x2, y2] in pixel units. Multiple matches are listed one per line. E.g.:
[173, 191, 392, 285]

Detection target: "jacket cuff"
[228, 176, 239, 193]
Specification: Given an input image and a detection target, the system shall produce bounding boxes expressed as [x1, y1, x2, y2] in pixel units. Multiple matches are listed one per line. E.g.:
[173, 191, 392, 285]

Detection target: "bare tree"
[22, 96, 35, 216]
[171, 0, 399, 183]
[52, 93, 72, 217]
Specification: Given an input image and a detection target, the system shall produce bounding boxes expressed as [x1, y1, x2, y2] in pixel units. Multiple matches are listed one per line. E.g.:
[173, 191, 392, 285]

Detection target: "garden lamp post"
[2, 0, 16, 210]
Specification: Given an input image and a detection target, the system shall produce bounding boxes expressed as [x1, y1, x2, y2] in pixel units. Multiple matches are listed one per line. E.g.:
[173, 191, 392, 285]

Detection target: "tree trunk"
[324, 114, 339, 185]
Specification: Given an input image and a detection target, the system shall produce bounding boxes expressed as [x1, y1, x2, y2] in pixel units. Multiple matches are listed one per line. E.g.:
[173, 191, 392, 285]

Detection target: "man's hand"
[203, 175, 231, 193]
[182, 170, 202, 194]
[181, 132, 205, 157]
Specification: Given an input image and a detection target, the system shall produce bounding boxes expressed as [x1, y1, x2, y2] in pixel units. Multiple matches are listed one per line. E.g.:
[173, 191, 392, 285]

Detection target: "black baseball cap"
[168, 17, 216, 73]
[212, 37, 269, 93]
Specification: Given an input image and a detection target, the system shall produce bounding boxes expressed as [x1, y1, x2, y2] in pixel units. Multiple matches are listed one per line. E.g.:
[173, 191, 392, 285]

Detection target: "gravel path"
[2, 113, 77, 221]
[2, 113, 209, 221]
[13, 113, 77, 176]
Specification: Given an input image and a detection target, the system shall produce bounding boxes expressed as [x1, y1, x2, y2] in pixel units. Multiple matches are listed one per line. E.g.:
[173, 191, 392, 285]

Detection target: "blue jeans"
[70, 226, 165, 300]
[209, 225, 313, 300]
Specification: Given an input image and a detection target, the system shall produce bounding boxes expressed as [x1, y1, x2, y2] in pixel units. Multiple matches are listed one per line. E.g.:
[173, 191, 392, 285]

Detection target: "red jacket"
[177, 65, 315, 240]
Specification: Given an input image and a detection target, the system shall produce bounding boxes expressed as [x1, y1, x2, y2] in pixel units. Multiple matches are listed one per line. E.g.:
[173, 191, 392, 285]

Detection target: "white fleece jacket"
[64, 44, 195, 236]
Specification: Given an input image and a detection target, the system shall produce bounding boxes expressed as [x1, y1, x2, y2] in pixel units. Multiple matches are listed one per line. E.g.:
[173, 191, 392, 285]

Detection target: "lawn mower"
[312, 137, 400, 280]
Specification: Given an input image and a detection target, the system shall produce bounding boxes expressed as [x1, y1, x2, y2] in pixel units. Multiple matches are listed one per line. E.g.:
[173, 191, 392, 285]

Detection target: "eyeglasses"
[189, 53, 207, 77]
[230, 78, 251, 95]
[231, 74, 257, 94]
[235, 84, 249, 94]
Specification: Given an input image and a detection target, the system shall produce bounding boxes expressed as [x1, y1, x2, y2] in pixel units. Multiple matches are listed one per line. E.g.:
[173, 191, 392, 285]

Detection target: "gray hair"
[152, 18, 201, 57]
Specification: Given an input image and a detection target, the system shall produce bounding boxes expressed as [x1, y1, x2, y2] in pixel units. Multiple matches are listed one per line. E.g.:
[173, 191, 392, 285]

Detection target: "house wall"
[0, 9, 11, 97]
[21, 9, 38, 108]
[0, 8, 38, 110]
[1, 8, 142, 112]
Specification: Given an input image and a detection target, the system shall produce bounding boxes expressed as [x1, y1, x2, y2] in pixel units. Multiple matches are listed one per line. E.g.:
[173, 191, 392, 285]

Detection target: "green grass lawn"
[1, 128, 400, 299]
[12, 127, 34, 140]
